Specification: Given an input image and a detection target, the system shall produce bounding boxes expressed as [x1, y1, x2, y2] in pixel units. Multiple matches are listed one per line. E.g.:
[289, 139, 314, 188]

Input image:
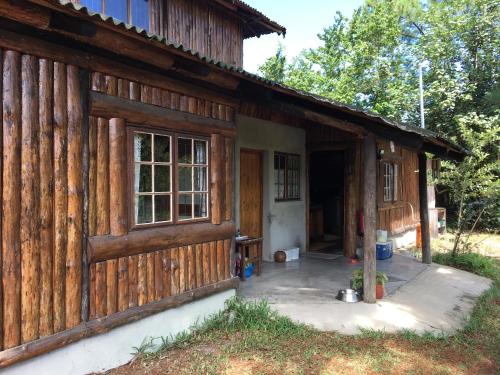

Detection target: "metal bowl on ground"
[336, 289, 361, 303]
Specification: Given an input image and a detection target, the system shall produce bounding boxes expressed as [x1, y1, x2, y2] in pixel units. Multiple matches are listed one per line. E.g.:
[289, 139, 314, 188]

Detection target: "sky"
[243, 0, 365, 73]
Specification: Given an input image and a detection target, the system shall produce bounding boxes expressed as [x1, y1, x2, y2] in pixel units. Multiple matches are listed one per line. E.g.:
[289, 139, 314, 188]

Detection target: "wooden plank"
[419, 153, 432, 264]
[223, 239, 231, 279]
[88, 116, 98, 237]
[178, 246, 187, 293]
[343, 144, 357, 257]
[187, 245, 196, 290]
[202, 242, 210, 285]
[0, 278, 239, 369]
[89, 264, 96, 319]
[216, 240, 224, 282]
[154, 251, 163, 301]
[127, 255, 138, 308]
[108, 118, 127, 236]
[2, 50, 22, 349]
[362, 135, 377, 304]
[38, 58, 54, 337]
[161, 250, 171, 298]
[137, 254, 147, 306]
[96, 117, 110, 235]
[117, 257, 129, 312]
[95, 262, 107, 317]
[66, 65, 83, 328]
[20, 54, 40, 343]
[89, 92, 236, 136]
[195, 244, 203, 288]
[88, 221, 235, 263]
[146, 253, 155, 303]
[210, 241, 217, 284]
[224, 137, 233, 221]
[53, 61, 68, 331]
[170, 248, 180, 295]
[211, 134, 223, 224]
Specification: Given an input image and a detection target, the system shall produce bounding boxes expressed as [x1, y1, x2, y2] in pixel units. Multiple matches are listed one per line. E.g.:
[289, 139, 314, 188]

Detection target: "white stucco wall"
[3, 289, 235, 375]
[235, 115, 306, 261]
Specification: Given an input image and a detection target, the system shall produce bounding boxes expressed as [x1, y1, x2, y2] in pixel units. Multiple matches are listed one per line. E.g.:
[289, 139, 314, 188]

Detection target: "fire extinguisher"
[358, 211, 365, 236]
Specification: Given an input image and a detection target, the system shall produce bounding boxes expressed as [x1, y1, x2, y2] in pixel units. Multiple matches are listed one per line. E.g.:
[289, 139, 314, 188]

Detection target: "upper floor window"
[131, 129, 209, 227]
[274, 152, 300, 201]
[80, 0, 149, 31]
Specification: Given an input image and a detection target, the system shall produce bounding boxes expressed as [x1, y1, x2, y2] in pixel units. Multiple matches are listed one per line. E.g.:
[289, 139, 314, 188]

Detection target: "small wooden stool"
[236, 237, 263, 281]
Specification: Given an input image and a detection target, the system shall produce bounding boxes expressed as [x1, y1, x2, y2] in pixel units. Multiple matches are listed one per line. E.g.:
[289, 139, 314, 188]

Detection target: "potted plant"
[350, 269, 388, 299]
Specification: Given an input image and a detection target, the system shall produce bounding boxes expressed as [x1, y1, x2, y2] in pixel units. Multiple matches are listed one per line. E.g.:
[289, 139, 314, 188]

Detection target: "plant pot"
[376, 283, 384, 299]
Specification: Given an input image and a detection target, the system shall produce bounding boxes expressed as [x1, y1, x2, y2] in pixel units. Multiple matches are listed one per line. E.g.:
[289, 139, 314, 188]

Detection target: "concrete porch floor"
[238, 254, 492, 335]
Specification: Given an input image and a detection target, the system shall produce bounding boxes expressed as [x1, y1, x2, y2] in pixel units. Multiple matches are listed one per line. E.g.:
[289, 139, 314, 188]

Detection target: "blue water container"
[376, 241, 393, 260]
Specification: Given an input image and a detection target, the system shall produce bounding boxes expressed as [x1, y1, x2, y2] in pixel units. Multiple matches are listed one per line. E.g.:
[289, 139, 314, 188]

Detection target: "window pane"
[179, 194, 193, 220]
[194, 167, 207, 191]
[105, 0, 127, 22]
[179, 166, 192, 191]
[131, 0, 149, 31]
[135, 195, 153, 224]
[80, 0, 102, 13]
[194, 193, 208, 218]
[154, 165, 170, 192]
[135, 164, 152, 192]
[154, 195, 171, 222]
[178, 138, 192, 164]
[134, 133, 151, 162]
[194, 140, 207, 164]
[154, 135, 170, 162]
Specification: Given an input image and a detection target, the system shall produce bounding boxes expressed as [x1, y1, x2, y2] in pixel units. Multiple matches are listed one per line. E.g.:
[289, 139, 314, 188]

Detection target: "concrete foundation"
[3, 289, 235, 375]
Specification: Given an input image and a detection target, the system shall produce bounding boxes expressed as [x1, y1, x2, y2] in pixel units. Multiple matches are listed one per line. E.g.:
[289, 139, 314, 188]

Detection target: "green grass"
[432, 251, 499, 279]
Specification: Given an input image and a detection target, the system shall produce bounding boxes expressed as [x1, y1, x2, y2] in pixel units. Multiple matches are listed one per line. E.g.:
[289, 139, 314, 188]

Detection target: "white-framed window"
[383, 162, 399, 202]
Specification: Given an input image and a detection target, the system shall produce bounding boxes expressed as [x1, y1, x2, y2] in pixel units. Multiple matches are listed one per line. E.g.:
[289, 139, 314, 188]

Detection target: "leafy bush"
[433, 252, 498, 280]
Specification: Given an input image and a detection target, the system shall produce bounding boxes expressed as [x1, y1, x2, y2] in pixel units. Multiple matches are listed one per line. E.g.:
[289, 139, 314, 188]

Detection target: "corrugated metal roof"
[52, 0, 466, 157]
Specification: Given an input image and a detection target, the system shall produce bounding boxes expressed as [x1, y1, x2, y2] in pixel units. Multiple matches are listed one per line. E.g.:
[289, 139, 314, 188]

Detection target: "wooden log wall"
[161, 0, 244, 67]
[376, 141, 420, 234]
[87, 72, 235, 319]
[0, 52, 236, 356]
[1, 50, 85, 349]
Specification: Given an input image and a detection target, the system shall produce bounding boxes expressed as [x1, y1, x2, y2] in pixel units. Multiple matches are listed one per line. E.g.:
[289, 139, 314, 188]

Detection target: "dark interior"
[309, 150, 345, 253]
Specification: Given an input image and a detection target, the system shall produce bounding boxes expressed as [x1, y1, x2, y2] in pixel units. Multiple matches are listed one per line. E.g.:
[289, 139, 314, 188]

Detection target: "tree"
[257, 43, 287, 83]
[258, 0, 500, 241]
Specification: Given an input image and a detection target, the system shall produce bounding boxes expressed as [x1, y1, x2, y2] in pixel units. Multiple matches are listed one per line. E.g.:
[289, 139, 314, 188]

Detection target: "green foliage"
[351, 269, 389, 290]
[257, 43, 287, 83]
[433, 251, 498, 279]
[258, 0, 500, 231]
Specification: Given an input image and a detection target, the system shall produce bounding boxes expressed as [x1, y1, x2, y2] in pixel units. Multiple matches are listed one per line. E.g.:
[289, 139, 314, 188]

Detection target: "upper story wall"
[72, 0, 269, 67]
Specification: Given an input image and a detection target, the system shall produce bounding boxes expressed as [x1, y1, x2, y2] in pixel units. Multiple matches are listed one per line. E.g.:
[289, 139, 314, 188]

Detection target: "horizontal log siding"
[1, 50, 85, 347]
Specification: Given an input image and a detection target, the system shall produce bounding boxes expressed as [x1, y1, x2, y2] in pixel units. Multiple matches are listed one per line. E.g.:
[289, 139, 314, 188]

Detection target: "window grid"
[383, 162, 395, 202]
[134, 132, 172, 225]
[274, 152, 300, 201]
[178, 137, 209, 221]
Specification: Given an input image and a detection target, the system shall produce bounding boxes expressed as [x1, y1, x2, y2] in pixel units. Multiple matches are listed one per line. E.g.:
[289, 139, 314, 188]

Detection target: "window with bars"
[383, 162, 399, 202]
[80, 0, 150, 31]
[274, 152, 300, 201]
[132, 130, 209, 226]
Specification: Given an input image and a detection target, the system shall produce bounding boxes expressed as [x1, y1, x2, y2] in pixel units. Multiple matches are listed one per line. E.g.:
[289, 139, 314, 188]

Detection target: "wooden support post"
[363, 135, 377, 304]
[419, 153, 432, 264]
[343, 144, 357, 257]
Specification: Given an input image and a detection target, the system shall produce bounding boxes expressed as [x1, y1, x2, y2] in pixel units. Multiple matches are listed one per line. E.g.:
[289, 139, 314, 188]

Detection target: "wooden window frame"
[274, 152, 301, 202]
[128, 125, 211, 230]
[377, 159, 402, 208]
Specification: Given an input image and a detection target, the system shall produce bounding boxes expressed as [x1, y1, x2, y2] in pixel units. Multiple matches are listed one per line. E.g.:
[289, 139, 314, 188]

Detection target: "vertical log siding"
[0, 53, 235, 358]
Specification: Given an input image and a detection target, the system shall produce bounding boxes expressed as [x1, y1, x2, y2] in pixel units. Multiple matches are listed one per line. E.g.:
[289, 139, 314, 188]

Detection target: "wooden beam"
[363, 135, 377, 303]
[88, 221, 236, 263]
[108, 118, 127, 236]
[0, 277, 239, 368]
[419, 153, 432, 264]
[89, 91, 236, 136]
[343, 143, 358, 257]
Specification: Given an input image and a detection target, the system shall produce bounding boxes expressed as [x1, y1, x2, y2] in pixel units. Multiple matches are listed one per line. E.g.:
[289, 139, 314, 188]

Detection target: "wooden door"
[239, 149, 263, 237]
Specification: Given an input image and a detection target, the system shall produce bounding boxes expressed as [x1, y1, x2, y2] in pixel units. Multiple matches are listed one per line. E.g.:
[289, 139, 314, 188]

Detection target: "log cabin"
[0, 0, 466, 373]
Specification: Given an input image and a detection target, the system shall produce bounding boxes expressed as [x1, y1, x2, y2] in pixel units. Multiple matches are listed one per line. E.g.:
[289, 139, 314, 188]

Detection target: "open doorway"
[309, 150, 345, 253]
